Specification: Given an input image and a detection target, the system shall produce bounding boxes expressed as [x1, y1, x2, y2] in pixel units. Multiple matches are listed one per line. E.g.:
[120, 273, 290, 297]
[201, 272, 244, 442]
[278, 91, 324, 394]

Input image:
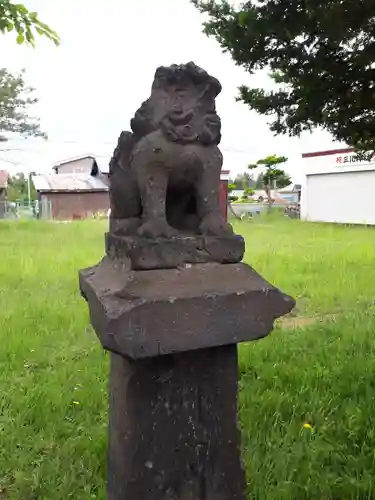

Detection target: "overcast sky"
[0, 0, 342, 182]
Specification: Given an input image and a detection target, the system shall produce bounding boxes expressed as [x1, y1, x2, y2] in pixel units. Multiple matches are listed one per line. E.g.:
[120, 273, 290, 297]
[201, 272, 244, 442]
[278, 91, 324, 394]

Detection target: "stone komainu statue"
[109, 61, 233, 239]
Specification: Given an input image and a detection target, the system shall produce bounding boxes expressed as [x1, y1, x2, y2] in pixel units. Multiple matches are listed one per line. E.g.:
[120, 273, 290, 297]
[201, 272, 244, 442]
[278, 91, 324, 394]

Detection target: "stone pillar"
[80, 259, 294, 500]
[107, 346, 244, 500]
[79, 61, 295, 499]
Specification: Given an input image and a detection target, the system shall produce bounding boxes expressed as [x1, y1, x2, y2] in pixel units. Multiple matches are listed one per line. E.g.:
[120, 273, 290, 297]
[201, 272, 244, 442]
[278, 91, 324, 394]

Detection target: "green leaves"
[0, 1, 60, 46]
[238, 11, 249, 26]
[257, 155, 288, 167]
[15, 31, 24, 44]
[248, 154, 291, 190]
[193, 0, 375, 150]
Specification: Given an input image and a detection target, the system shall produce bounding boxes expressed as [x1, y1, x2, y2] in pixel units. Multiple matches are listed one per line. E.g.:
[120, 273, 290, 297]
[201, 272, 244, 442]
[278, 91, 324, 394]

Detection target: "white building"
[301, 147, 375, 225]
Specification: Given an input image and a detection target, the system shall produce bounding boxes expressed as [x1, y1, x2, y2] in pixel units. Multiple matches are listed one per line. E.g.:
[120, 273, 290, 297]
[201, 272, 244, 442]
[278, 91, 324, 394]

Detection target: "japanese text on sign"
[336, 153, 375, 165]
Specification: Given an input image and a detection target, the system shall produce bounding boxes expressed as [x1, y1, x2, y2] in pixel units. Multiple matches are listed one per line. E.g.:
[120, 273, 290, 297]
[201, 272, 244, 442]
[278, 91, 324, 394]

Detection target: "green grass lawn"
[0, 217, 375, 499]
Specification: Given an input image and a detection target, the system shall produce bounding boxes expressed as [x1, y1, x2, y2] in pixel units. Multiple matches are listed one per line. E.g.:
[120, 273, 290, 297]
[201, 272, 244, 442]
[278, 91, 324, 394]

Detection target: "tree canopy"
[248, 154, 290, 203]
[193, 0, 375, 150]
[0, 68, 46, 142]
[0, 1, 59, 46]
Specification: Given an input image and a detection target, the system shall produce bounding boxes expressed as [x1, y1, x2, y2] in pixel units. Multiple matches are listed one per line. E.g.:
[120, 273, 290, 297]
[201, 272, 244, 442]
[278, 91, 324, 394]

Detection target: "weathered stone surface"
[79, 259, 295, 359]
[79, 62, 296, 500]
[108, 345, 246, 500]
[105, 232, 245, 270]
[107, 62, 242, 269]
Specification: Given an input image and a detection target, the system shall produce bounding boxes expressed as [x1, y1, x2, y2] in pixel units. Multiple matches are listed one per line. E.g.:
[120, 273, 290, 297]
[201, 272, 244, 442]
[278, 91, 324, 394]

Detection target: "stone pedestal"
[105, 233, 245, 270]
[108, 345, 245, 500]
[79, 258, 295, 499]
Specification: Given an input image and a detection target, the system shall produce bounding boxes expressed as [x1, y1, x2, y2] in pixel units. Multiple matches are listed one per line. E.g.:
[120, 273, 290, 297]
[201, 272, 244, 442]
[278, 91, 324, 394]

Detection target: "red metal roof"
[32, 173, 109, 192]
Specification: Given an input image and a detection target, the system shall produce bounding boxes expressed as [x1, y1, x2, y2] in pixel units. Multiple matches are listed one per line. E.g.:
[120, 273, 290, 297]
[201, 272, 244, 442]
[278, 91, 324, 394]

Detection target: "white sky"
[0, 0, 342, 182]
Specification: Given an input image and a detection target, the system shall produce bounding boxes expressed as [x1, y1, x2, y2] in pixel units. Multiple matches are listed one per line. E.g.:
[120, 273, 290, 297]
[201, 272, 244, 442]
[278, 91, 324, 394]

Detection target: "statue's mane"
[109, 131, 136, 175]
[130, 62, 222, 145]
[152, 61, 222, 96]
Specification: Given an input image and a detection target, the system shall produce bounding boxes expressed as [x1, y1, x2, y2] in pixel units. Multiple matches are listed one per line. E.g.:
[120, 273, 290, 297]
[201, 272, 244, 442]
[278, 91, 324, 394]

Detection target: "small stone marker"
[79, 62, 295, 500]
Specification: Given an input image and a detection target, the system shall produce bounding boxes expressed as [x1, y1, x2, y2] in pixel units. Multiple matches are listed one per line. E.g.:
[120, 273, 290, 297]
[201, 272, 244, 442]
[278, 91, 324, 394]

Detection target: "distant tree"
[193, 0, 375, 152]
[255, 173, 264, 189]
[0, 3, 59, 160]
[0, 1, 59, 46]
[233, 175, 243, 190]
[243, 172, 255, 189]
[233, 171, 255, 190]
[7, 171, 36, 202]
[0, 68, 47, 144]
[248, 154, 290, 206]
[231, 175, 242, 189]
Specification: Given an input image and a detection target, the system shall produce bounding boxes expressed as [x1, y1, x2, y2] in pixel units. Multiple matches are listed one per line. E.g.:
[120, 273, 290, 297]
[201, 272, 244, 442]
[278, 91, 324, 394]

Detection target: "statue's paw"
[138, 219, 179, 239]
[110, 217, 141, 236]
[199, 213, 234, 237]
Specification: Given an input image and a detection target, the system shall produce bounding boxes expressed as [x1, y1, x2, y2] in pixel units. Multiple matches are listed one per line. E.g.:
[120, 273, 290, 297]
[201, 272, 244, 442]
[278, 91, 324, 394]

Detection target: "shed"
[277, 184, 301, 203]
[52, 154, 109, 175]
[301, 148, 375, 224]
[36, 156, 230, 221]
[32, 173, 109, 220]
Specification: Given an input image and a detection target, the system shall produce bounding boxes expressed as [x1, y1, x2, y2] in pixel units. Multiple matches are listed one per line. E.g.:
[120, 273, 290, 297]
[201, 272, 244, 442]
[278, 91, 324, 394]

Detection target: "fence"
[0, 199, 52, 220]
[229, 201, 300, 220]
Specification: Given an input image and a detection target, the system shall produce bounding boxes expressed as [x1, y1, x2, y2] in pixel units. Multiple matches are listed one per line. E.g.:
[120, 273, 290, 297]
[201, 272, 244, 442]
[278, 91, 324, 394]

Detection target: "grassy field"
[0, 217, 375, 499]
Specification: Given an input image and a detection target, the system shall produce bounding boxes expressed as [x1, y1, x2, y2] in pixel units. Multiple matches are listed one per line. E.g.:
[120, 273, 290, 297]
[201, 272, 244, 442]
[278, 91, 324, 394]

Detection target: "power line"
[0, 158, 21, 166]
[4, 137, 255, 153]
[0, 141, 254, 155]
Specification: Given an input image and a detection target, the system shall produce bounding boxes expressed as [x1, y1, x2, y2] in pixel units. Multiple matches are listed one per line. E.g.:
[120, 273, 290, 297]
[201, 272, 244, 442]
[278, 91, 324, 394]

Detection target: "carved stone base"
[79, 259, 295, 499]
[105, 232, 245, 270]
[79, 260, 295, 359]
[108, 345, 246, 500]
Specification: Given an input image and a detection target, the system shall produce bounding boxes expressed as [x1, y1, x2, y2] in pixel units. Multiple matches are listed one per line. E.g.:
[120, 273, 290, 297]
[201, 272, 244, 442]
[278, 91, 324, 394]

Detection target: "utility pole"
[28, 171, 36, 208]
[27, 172, 31, 207]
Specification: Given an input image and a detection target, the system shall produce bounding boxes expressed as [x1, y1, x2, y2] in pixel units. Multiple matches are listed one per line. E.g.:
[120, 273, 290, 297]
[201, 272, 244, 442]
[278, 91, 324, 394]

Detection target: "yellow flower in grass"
[303, 423, 313, 430]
